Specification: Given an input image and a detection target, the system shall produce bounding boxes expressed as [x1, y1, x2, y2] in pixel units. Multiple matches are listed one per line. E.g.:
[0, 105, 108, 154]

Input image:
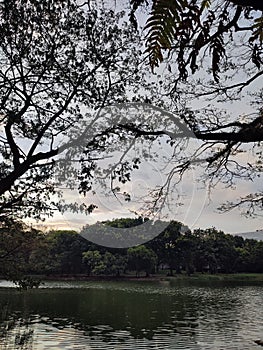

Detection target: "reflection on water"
[0, 280, 263, 349]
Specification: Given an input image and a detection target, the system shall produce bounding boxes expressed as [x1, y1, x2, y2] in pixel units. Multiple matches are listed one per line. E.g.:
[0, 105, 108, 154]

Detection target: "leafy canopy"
[0, 0, 144, 220]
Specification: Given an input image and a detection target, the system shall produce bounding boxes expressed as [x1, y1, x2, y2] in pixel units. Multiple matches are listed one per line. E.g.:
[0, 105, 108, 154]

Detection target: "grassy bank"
[163, 272, 263, 282]
[29, 272, 263, 283]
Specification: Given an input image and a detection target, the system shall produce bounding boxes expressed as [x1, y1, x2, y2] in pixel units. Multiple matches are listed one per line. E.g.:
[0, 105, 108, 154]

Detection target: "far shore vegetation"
[1, 218, 263, 289]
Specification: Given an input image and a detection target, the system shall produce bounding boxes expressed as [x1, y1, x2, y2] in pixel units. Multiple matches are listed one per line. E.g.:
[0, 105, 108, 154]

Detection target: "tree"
[127, 245, 157, 276]
[128, 0, 263, 216]
[46, 230, 90, 274]
[193, 228, 239, 273]
[0, 0, 144, 221]
[91, 251, 128, 276]
[0, 219, 41, 287]
[82, 250, 102, 275]
[176, 232, 198, 275]
[1, 0, 262, 226]
[236, 239, 263, 272]
[146, 220, 183, 275]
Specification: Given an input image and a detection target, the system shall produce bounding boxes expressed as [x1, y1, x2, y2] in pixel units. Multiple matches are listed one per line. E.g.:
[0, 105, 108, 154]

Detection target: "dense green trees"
[127, 245, 157, 276]
[83, 250, 128, 276]
[193, 228, 239, 273]
[82, 250, 103, 276]
[235, 239, 263, 273]
[146, 220, 183, 275]
[1, 218, 263, 286]
[46, 230, 91, 274]
[0, 220, 41, 287]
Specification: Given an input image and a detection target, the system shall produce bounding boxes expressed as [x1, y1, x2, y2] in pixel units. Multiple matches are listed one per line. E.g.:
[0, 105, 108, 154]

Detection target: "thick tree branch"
[4, 120, 21, 168]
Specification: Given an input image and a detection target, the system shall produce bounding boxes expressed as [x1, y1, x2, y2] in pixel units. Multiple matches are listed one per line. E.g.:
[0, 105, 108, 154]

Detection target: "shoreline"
[28, 272, 263, 283]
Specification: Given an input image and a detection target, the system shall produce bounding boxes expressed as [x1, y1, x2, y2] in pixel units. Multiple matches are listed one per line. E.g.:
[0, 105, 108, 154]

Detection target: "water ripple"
[0, 281, 263, 349]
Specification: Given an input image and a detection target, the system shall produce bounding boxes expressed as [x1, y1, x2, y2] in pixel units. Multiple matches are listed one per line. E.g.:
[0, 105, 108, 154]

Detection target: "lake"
[0, 279, 263, 349]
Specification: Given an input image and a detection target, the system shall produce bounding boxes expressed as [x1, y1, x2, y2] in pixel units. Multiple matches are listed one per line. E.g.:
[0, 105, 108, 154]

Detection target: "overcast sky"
[34, 186, 262, 235]
[34, 137, 262, 236]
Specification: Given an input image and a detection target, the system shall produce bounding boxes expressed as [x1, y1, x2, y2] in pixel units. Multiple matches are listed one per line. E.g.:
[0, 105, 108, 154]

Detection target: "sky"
[33, 129, 263, 236]
[35, 183, 263, 236]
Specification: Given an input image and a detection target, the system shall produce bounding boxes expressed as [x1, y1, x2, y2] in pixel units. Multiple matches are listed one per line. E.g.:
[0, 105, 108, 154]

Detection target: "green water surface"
[0, 279, 263, 349]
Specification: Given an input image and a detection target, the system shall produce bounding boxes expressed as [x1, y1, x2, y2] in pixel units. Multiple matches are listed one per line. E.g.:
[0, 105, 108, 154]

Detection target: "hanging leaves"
[210, 34, 225, 83]
[132, 0, 262, 83]
[251, 15, 263, 45]
[145, 0, 187, 71]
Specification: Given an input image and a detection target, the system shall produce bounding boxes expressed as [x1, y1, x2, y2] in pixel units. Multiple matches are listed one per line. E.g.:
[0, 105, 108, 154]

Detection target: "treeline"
[1, 219, 263, 285]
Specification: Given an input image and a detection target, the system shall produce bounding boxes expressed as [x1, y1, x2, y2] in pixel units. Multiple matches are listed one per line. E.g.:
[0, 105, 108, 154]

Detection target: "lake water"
[0, 279, 263, 349]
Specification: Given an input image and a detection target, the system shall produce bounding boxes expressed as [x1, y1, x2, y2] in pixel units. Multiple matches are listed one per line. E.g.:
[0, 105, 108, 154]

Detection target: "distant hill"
[232, 230, 263, 241]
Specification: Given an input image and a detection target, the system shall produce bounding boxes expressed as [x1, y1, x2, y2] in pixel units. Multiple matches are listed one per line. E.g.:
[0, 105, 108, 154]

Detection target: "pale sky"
[33, 145, 262, 235]
[33, 186, 263, 235]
